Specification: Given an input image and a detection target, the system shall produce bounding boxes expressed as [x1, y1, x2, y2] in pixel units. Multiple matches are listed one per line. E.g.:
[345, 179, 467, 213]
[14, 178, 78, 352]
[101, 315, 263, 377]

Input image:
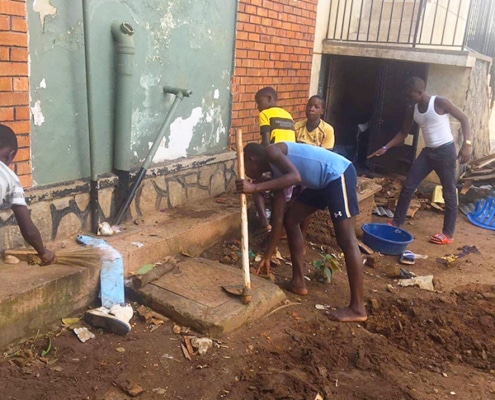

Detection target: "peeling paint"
[140, 74, 161, 108]
[39, 78, 46, 89]
[153, 107, 202, 162]
[213, 89, 219, 99]
[144, 2, 189, 62]
[31, 100, 45, 126]
[33, 0, 57, 30]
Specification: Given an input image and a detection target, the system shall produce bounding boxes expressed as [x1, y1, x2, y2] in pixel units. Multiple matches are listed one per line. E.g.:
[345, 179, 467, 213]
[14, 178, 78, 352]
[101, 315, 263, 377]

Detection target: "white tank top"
[414, 95, 453, 148]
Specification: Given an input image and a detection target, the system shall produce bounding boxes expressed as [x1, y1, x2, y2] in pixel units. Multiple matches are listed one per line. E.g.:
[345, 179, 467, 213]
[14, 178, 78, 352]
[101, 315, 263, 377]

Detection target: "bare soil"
[1, 192, 495, 400]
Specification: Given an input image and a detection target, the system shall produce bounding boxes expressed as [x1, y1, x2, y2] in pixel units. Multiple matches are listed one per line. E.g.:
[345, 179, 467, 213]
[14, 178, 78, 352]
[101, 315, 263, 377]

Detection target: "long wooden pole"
[236, 129, 252, 304]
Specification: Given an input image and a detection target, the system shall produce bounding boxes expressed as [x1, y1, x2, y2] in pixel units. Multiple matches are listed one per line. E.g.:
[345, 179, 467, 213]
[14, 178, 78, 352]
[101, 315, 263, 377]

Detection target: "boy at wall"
[0, 124, 57, 265]
[252, 87, 295, 237]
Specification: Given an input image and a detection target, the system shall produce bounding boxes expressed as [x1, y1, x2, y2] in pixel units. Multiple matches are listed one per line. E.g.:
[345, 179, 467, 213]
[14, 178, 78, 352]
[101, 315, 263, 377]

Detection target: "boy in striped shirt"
[0, 124, 56, 265]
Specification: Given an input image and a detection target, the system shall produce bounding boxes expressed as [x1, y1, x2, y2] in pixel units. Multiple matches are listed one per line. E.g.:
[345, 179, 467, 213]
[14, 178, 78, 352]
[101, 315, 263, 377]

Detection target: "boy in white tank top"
[368, 77, 471, 244]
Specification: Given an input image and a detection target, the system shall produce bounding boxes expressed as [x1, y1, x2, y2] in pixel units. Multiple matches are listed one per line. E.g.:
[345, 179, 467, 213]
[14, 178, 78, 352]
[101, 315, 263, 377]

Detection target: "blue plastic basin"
[361, 223, 414, 255]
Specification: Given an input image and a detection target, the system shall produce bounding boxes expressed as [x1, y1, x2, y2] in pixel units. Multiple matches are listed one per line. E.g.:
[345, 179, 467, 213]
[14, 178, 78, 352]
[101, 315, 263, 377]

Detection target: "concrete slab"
[0, 197, 241, 348]
[0, 262, 99, 348]
[128, 258, 286, 336]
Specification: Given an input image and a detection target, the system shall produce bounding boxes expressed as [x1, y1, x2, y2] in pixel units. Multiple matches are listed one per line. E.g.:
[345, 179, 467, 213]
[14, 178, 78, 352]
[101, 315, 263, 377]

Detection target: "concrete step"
[0, 197, 241, 348]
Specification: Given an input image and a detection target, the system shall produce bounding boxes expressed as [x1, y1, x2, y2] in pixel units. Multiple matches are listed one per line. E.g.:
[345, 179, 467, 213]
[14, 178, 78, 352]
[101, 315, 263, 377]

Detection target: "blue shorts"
[296, 164, 359, 223]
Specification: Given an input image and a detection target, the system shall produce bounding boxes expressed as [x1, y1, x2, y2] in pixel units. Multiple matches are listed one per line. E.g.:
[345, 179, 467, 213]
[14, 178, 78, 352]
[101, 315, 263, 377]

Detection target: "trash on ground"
[73, 327, 95, 343]
[397, 275, 435, 291]
[97, 221, 114, 236]
[131, 241, 144, 248]
[437, 245, 480, 265]
[61, 317, 80, 327]
[135, 263, 155, 275]
[399, 268, 417, 279]
[191, 337, 213, 356]
[113, 377, 145, 397]
[315, 304, 330, 310]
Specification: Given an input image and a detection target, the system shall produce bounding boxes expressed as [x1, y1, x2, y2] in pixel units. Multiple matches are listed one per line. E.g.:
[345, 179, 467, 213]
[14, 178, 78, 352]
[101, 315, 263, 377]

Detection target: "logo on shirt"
[334, 211, 343, 218]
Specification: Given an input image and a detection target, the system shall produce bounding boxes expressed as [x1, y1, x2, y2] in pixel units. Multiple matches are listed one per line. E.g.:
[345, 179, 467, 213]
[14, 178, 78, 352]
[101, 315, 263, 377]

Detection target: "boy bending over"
[236, 141, 366, 322]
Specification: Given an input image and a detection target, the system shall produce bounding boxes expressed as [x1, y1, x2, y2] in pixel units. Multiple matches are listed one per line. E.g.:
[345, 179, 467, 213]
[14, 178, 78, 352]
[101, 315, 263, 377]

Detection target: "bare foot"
[283, 280, 308, 296]
[325, 307, 367, 322]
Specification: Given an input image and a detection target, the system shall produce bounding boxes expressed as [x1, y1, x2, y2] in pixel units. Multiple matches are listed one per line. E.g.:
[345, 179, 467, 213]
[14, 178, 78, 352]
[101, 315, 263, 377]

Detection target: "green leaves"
[312, 253, 340, 284]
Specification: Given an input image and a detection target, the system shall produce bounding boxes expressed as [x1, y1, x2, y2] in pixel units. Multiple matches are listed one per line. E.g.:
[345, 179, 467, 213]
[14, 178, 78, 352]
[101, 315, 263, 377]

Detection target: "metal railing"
[326, 0, 495, 58]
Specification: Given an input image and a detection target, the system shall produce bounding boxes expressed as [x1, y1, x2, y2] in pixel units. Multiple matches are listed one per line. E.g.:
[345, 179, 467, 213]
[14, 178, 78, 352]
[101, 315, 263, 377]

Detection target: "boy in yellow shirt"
[253, 87, 295, 237]
[295, 95, 334, 149]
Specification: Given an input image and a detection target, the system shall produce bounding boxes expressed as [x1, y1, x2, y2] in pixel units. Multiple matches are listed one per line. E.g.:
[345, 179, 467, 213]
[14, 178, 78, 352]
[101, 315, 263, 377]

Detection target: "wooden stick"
[133, 262, 176, 288]
[236, 128, 251, 304]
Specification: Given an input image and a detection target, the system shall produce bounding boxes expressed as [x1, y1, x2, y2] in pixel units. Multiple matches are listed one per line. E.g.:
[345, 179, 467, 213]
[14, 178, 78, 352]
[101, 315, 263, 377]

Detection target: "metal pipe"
[111, 21, 135, 214]
[82, 0, 100, 233]
[114, 86, 191, 225]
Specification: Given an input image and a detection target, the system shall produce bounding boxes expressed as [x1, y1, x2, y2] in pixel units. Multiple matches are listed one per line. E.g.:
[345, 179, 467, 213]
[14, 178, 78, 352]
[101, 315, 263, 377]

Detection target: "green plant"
[312, 253, 340, 283]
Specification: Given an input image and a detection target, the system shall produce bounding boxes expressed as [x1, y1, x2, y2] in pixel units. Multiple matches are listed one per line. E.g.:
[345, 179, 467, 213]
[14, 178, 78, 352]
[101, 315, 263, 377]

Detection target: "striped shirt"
[259, 107, 295, 144]
[0, 161, 27, 210]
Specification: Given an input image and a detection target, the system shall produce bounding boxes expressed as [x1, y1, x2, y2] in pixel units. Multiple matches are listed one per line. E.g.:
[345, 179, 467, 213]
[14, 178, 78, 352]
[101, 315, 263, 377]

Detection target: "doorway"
[322, 55, 428, 174]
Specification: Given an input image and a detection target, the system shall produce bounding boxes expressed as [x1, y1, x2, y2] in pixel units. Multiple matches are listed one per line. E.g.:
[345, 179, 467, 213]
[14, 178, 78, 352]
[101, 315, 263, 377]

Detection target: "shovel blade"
[222, 285, 245, 296]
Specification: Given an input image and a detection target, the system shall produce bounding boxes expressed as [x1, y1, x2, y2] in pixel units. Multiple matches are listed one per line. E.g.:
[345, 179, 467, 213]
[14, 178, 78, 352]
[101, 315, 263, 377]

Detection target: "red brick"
[17, 173, 32, 188]
[0, 106, 13, 120]
[16, 133, 30, 148]
[11, 16, 26, 32]
[12, 146, 29, 162]
[3, 119, 29, 134]
[0, 31, 27, 47]
[10, 46, 27, 61]
[0, 1, 26, 16]
[0, 61, 27, 76]
[0, 46, 9, 60]
[0, 15, 10, 30]
[0, 76, 11, 90]
[13, 76, 27, 90]
[14, 160, 31, 175]
[0, 90, 28, 106]
[14, 105, 29, 119]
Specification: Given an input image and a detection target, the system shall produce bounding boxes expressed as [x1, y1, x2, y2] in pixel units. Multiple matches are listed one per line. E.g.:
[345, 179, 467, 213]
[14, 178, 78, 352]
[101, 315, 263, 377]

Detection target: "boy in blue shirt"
[236, 141, 367, 322]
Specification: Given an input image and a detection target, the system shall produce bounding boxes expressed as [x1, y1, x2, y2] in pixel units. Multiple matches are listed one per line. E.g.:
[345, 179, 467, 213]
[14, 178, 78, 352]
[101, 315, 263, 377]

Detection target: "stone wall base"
[0, 152, 236, 250]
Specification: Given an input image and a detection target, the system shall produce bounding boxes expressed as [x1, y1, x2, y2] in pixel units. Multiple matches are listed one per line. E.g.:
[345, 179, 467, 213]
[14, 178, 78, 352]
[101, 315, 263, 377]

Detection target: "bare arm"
[368, 106, 414, 158]
[254, 144, 301, 191]
[436, 97, 471, 164]
[261, 131, 271, 146]
[12, 205, 57, 265]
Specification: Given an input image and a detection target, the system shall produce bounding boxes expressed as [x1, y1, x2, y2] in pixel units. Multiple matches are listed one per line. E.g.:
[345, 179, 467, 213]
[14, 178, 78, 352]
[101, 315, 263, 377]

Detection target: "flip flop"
[254, 224, 272, 237]
[429, 233, 453, 245]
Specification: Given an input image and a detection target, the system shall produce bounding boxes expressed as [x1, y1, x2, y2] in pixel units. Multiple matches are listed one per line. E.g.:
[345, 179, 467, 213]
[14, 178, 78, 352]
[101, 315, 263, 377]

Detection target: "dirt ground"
[2, 187, 495, 400]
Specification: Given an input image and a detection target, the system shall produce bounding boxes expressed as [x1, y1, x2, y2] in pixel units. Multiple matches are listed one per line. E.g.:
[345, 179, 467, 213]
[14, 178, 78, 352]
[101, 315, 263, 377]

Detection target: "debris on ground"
[437, 245, 481, 265]
[73, 327, 95, 343]
[397, 275, 435, 291]
[113, 377, 145, 397]
[459, 153, 495, 191]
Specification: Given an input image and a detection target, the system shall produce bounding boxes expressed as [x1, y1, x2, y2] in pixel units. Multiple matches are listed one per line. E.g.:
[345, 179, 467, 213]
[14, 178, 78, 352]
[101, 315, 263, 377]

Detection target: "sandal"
[254, 224, 272, 237]
[429, 233, 453, 245]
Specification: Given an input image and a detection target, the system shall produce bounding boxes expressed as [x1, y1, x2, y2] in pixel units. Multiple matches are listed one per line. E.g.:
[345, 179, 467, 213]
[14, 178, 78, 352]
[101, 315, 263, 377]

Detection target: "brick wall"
[230, 0, 317, 145]
[0, 0, 31, 187]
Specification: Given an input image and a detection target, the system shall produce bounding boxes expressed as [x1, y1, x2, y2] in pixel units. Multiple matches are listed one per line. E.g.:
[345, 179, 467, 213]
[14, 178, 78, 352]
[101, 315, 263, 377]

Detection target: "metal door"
[366, 60, 428, 174]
